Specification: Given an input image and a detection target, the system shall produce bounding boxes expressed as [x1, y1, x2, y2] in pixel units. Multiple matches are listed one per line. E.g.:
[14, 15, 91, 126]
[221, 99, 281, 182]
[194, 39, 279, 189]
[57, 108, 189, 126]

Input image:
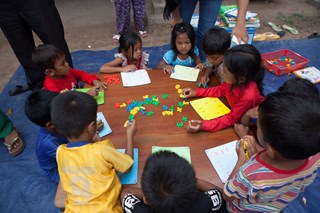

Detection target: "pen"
[243, 140, 250, 160]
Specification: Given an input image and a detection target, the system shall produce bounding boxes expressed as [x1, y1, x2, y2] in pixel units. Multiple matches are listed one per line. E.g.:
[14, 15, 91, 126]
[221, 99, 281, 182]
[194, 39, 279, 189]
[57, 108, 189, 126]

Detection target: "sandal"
[138, 31, 148, 38]
[3, 128, 25, 156]
[9, 85, 29, 96]
[282, 24, 299, 35]
[267, 22, 282, 32]
[263, 32, 280, 40]
[112, 34, 120, 43]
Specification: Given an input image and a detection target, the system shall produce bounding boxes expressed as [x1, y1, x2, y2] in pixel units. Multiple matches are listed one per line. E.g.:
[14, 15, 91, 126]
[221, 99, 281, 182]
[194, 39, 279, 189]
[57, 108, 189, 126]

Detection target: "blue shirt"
[163, 47, 199, 67]
[35, 127, 68, 183]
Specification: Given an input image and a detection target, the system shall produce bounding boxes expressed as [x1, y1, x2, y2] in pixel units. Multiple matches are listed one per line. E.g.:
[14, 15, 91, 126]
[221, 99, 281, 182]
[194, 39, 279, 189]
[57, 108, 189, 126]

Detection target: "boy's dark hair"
[278, 77, 319, 99]
[163, 0, 179, 20]
[171, 22, 196, 61]
[259, 92, 320, 160]
[224, 44, 264, 95]
[50, 91, 97, 139]
[32, 44, 64, 71]
[141, 151, 197, 213]
[202, 27, 231, 55]
[118, 32, 142, 59]
[25, 90, 59, 127]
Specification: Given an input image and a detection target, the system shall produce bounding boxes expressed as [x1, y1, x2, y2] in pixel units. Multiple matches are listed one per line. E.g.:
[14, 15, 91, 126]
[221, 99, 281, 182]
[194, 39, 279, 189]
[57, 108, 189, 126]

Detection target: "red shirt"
[44, 68, 98, 93]
[196, 81, 264, 132]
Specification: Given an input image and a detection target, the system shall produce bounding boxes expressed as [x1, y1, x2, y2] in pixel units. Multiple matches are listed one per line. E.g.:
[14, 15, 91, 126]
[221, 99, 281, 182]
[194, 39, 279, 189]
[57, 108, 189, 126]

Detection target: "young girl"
[156, 22, 204, 74]
[182, 44, 265, 133]
[100, 32, 149, 73]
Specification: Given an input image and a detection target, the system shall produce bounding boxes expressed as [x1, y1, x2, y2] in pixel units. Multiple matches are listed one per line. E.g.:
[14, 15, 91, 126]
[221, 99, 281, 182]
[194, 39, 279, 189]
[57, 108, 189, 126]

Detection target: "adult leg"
[198, 0, 222, 61]
[0, 110, 13, 139]
[114, 0, 131, 35]
[178, 0, 198, 24]
[132, 0, 146, 33]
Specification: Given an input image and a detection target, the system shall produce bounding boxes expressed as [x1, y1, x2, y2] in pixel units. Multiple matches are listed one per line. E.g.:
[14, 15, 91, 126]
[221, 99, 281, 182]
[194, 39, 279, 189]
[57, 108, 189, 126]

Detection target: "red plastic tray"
[261, 49, 309, 76]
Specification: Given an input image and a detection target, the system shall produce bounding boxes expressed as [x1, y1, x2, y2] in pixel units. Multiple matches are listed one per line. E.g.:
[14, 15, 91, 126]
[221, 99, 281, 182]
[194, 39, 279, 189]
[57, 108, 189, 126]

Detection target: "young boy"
[219, 92, 320, 212]
[51, 91, 136, 212]
[121, 151, 224, 212]
[25, 90, 66, 183]
[200, 26, 231, 87]
[32, 44, 107, 95]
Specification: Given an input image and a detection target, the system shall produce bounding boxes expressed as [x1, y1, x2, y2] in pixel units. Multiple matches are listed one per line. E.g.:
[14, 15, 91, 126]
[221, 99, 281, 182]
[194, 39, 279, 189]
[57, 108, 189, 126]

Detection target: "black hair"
[223, 44, 264, 95]
[258, 92, 320, 160]
[25, 90, 59, 127]
[202, 26, 231, 55]
[163, 0, 180, 20]
[50, 91, 97, 139]
[32, 44, 64, 71]
[171, 22, 196, 61]
[278, 77, 319, 99]
[141, 151, 197, 213]
[118, 32, 142, 60]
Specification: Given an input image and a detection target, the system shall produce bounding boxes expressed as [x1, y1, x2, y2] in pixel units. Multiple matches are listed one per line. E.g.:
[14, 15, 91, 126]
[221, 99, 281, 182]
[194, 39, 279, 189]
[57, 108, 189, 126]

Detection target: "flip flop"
[267, 22, 282, 32]
[9, 85, 29, 96]
[282, 24, 299, 35]
[3, 128, 25, 157]
[263, 32, 280, 40]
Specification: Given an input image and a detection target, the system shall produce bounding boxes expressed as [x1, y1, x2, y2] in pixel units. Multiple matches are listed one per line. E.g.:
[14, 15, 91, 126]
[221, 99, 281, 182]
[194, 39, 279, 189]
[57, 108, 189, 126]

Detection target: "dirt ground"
[0, 0, 319, 92]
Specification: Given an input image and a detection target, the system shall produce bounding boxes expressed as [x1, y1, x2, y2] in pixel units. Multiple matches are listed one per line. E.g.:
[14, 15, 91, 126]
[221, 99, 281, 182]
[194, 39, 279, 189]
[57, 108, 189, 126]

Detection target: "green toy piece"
[147, 111, 154, 116]
[182, 116, 188, 122]
[162, 94, 168, 99]
[178, 102, 184, 107]
[128, 114, 134, 120]
[176, 122, 184, 128]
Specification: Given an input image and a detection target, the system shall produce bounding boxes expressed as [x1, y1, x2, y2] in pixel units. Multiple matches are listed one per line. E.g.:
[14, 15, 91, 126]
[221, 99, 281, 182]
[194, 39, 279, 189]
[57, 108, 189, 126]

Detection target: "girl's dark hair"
[171, 22, 196, 61]
[118, 32, 142, 60]
[32, 44, 64, 71]
[163, 0, 180, 20]
[223, 44, 264, 95]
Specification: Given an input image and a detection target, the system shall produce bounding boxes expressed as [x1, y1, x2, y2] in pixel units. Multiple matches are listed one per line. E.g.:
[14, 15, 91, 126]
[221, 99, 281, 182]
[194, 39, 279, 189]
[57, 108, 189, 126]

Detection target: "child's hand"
[182, 88, 196, 98]
[60, 88, 69, 93]
[200, 74, 210, 87]
[237, 135, 257, 161]
[195, 63, 206, 71]
[93, 132, 101, 142]
[122, 65, 137, 72]
[96, 119, 104, 132]
[86, 86, 99, 97]
[187, 120, 202, 133]
[126, 119, 137, 139]
[93, 80, 108, 91]
[162, 65, 174, 74]
[246, 107, 258, 119]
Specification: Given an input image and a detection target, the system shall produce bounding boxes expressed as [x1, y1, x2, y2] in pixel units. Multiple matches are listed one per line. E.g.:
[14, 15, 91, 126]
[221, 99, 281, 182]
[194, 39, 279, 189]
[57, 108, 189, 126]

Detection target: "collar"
[67, 141, 90, 148]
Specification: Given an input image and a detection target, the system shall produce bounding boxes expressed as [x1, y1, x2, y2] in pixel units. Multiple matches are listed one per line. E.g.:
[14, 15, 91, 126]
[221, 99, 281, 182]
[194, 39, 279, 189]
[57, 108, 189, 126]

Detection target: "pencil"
[243, 140, 250, 160]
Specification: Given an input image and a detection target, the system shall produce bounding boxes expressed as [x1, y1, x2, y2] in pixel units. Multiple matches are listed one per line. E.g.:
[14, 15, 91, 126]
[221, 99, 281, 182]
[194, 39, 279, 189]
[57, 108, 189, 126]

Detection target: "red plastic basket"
[261, 49, 309, 76]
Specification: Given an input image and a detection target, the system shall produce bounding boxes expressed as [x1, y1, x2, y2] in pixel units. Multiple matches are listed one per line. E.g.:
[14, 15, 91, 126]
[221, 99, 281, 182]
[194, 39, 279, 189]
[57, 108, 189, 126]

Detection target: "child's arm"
[99, 58, 137, 73]
[187, 120, 202, 133]
[240, 106, 258, 126]
[195, 56, 205, 71]
[120, 187, 144, 201]
[200, 67, 215, 87]
[157, 59, 174, 74]
[123, 119, 137, 173]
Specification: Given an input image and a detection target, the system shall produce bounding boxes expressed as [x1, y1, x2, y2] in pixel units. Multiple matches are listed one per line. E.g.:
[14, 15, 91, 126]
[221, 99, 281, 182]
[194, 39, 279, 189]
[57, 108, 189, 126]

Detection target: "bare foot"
[234, 124, 249, 138]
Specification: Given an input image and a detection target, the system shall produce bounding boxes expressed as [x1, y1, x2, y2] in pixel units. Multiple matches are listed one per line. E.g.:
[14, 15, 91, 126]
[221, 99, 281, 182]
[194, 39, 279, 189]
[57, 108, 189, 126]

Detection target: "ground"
[0, 0, 319, 92]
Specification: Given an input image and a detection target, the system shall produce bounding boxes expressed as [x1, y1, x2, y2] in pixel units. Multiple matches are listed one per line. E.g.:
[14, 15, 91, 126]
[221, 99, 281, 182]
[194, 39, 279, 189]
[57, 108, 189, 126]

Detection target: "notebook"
[75, 88, 104, 105]
[120, 69, 151, 87]
[170, 65, 200, 82]
[97, 112, 112, 137]
[293, 66, 320, 84]
[190, 97, 230, 120]
[152, 146, 191, 163]
[205, 140, 238, 183]
[117, 148, 139, 184]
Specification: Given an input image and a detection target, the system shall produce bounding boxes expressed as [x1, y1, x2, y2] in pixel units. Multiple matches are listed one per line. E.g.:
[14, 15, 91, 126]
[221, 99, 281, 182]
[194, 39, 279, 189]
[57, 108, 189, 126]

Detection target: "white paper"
[97, 112, 112, 137]
[120, 69, 151, 87]
[170, 65, 200, 82]
[205, 140, 238, 183]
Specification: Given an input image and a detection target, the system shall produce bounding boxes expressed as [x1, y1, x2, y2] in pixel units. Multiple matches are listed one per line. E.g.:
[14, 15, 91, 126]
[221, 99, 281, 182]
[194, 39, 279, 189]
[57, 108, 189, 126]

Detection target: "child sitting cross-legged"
[51, 91, 137, 212]
[121, 151, 224, 212]
[32, 44, 107, 95]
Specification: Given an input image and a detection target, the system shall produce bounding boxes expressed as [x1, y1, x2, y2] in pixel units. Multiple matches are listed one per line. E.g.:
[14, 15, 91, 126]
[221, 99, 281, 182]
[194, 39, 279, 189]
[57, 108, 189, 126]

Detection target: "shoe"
[3, 128, 25, 157]
[282, 24, 299, 35]
[8, 85, 29, 96]
[308, 33, 320, 38]
[277, 31, 286, 38]
[138, 30, 148, 38]
[112, 34, 120, 43]
[267, 22, 282, 32]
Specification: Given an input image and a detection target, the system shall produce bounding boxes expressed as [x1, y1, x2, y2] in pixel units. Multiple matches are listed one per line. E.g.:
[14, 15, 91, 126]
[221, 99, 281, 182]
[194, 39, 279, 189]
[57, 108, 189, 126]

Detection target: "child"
[182, 44, 264, 133]
[24, 90, 66, 183]
[51, 91, 136, 212]
[220, 92, 320, 212]
[121, 151, 224, 212]
[234, 77, 320, 138]
[156, 22, 204, 74]
[200, 26, 231, 86]
[32, 44, 107, 94]
[100, 32, 149, 73]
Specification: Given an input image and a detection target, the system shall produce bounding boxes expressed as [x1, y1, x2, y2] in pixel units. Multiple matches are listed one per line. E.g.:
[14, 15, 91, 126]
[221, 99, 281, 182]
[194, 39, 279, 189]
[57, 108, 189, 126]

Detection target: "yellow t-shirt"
[56, 139, 133, 213]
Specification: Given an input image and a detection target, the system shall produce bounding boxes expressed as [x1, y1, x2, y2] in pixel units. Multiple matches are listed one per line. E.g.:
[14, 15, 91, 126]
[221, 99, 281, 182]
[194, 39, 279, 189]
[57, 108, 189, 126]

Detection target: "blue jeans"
[179, 0, 222, 62]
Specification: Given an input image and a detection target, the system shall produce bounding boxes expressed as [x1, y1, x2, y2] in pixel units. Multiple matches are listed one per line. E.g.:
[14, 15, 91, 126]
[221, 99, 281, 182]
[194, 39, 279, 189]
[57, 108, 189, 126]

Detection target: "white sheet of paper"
[170, 65, 200, 82]
[120, 69, 151, 87]
[205, 140, 238, 183]
[97, 112, 112, 137]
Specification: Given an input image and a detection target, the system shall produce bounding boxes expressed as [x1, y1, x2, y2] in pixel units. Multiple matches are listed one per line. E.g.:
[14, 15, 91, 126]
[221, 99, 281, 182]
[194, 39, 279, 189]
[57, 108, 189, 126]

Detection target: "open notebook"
[117, 148, 139, 184]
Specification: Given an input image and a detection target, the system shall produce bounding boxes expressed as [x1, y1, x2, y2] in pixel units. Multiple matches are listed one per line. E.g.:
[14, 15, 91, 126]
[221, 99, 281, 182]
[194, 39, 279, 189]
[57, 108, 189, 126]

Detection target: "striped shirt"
[224, 151, 320, 212]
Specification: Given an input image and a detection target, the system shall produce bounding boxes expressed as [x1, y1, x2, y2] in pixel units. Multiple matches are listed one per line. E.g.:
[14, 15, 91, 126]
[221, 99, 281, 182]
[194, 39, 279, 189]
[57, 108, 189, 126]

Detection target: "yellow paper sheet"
[190, 97, 230, 120]
[170, 65, 200, 82]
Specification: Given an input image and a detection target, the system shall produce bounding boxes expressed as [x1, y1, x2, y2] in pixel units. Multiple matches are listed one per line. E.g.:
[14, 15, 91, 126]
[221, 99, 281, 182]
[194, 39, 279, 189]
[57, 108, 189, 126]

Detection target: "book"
[293, 66, 320, 84]
[190, 97, 230, 120]
[120, 69, 151, 87]
[205, 140, 238, 183]
[75, 88, 104, 105]
[117, 148, 139, 184]
[152, 146, 191, 163]
[170, 65, 200, 82]
[97, 112, 112, 137]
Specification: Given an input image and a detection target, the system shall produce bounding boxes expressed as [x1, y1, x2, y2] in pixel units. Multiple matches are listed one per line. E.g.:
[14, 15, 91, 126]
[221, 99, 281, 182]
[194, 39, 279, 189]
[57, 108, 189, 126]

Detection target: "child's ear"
[45, 121, 56, 131]
[88, 121, 97, 136]
[46, 69, 55, 77]
[143, 196, 148, 205]
[238, 76, 246, 84]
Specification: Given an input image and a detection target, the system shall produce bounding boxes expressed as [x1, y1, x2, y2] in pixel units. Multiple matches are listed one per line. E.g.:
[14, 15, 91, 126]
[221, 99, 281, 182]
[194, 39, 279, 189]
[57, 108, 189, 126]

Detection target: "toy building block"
[175, 84, 181, 89]
[127, 99, 133, 104]
[162, 105, 168, 110]
[143, 95, 149, 99]
[120, 103, 127, 108]
[183, 101, 189, 105]
[147, 111, 154, 116]
[162, 94, 168, 99]
[176, 122, 184, 128]
[182, 116, 188, 122]
[177, 107, 182, 113]
[177, 89, 182, 94]
[178, 102, 184, 107]
[114, 103, 121, 108]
